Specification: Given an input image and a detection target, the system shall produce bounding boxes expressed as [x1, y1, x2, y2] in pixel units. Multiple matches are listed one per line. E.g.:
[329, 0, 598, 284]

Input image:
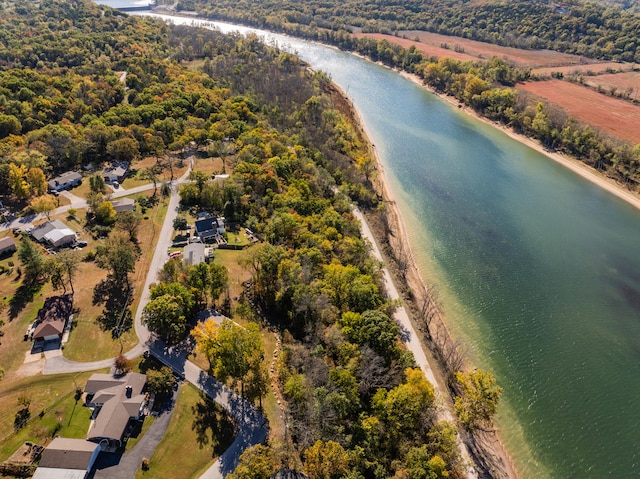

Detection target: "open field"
[0, 371, 104, 461]
[123, 156, 190, 190]
[517, 79, 640, 144]
[531, 62, 636, 77]
[191, 156, 224, 178]
[134, 383, 235, 479]
[382, 30, 595, 66]
[583, 70, 640, 101]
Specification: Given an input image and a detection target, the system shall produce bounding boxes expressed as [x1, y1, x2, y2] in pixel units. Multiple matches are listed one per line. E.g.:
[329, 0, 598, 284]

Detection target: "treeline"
[183, 0, 640, 62]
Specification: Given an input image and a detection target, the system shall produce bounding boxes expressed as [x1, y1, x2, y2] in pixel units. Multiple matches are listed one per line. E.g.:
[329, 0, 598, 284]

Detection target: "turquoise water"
[144, 13, 640, 478]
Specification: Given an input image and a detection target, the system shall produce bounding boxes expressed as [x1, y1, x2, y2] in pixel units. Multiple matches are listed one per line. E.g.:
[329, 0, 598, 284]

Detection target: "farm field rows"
[517, 79, 640, 144]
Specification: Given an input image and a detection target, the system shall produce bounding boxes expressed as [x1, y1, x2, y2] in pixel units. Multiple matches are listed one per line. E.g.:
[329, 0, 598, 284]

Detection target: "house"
[48, 171, 82, 193]
[111, 198, 136, 213]
[194, 217, 225, 242]
[30, 220, 77, 248]
[183, 242, 213, 266]
[33, 294, 73, 343]
[32, 438, 101, 479]
[85, 372, 147, 448]
[103, 162, 129, 183]
[0, 236, 16, 256]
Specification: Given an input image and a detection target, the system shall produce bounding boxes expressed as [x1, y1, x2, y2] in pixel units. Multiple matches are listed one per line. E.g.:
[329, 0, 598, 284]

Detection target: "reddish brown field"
[397, 30, 593, 67]
[531, 62, 633, 77]
[353, 33, 477, 63]
[517, 80, 640, 144]
[584, 71, 640, 101]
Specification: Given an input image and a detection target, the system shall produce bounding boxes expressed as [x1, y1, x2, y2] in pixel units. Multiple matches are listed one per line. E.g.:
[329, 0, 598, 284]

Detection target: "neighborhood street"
[33, 158, 267, 478]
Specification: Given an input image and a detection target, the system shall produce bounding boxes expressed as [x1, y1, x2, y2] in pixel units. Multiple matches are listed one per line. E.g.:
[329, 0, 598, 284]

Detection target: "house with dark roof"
[194, 216, 225, 242]
[33, 295, 73, 343]
[84, 372, 147, 448]
[32, 438, 100, 479]
[0, 236, 16, 256]
[48, 171, 82, 193]
[103, 162, 129, 183]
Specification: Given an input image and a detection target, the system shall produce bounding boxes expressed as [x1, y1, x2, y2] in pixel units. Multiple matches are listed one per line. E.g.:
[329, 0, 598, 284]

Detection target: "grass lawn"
[191, 157, 223, 178]
[123, 156, 190, 190]
[135, 384, 235, 479]
[70, 177, 92, 200]
[212, 247, 254, 303]
[0, 371, 104, 461]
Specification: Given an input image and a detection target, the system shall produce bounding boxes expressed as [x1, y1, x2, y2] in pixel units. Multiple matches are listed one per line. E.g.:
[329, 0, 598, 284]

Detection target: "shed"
[0, 236, 16, 256]
[33, 438, 100, 479]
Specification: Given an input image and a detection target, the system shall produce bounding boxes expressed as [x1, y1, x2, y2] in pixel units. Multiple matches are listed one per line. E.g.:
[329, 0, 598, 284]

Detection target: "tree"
[303, 440, 350, 479]
[46, 257, 67, 293]
[173, 216, 188, 231]
[114, 354, 133, 374]
[8, 163, 29, 200]
[30, 195, 58, 219]
[140, 167, 158, 197]
[107, 137, 139, 163]
[55, 249, 80, 295]
[94, 200, 117, 225]
[143, 282, 195, 343]
[89, 174, 106, 194]
[146, 366, 175, 397]
[453, 369, 502, 431]
[26, 167, 47, 196]
[0, 113, 21, 139]
[18, 237, 45, 284]
[208, 262, 229, 303]
[339, 310, 399, 361]
[227, 444, 276, 479]
[403, 446, 450, 479]
[115, 210, 142, 243]
[95, 232, 139, 288]
[191, 319, 266, 401]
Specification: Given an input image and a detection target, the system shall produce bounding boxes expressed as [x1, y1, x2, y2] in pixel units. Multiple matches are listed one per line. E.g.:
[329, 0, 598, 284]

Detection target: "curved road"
[36, 160, 267, 479]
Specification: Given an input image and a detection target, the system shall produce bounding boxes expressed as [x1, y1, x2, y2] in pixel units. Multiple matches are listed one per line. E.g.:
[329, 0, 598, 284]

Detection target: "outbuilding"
[32, 438, 101, 479]
[0, 236, 16, 256]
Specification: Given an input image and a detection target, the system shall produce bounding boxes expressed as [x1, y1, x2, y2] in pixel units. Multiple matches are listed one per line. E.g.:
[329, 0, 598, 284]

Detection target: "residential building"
[32, 438, 101, 479]
[30, 220, 77, 248]
[85, 372, 147, 448]
[48, 171, 82, 193]
[0, 236, 16, 256]
[111, 198, 136, 213]
[194, 216, 225, 242]
[183, 242, 213, 266]
[103, 162, 129, 183]
[33, 295, 73, 343]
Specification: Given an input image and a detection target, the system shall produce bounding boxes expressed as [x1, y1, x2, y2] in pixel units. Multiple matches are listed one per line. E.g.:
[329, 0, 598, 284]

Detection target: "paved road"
[352, 207, 478, 479]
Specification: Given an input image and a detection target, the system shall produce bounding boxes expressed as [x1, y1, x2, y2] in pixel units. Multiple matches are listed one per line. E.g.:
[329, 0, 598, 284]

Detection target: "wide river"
[117, 7, 640, 478]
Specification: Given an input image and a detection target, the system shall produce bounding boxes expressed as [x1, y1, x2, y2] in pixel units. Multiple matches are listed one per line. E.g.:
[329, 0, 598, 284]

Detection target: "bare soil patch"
[396, 31, 593, 67]
[517, 79, 640, 144]
[583, 70, 640, 101]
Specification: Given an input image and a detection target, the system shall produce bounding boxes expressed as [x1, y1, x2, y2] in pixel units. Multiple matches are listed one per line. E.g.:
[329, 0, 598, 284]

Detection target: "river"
[115, 7, 640, 478]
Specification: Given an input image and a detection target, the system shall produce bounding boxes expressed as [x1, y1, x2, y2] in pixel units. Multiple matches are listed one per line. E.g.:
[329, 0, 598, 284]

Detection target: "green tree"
[89, 174, 106, 194]
[403, 446, 450, 479]
[0, 113, 21, 139]
[339, 310, 399, 361]
[173, 216, 188, 231]
[146, 366, 175, 396]
[115, 210, 142, 243]
[453, 369, 502, 431]
[143, 282, 195, 343]
[95, 232, 139, 288]
[208, 262, 229, 303]
[18, 237, 45, 284]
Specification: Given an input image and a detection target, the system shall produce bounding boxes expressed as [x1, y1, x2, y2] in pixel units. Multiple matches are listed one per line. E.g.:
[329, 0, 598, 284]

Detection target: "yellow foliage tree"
[303, 440, 350, 479]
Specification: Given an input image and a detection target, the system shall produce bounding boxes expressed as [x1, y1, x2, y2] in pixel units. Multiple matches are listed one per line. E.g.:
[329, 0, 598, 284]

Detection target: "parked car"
[169, 251, 182, 259]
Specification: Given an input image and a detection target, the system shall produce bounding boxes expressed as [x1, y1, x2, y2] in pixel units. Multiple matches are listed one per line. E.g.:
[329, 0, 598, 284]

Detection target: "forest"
[181, 0, 640, 62]
[0, 0, 504, 478]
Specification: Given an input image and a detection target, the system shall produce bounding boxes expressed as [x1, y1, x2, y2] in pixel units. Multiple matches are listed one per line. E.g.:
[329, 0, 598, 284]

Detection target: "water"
[140, 12, 640, 478]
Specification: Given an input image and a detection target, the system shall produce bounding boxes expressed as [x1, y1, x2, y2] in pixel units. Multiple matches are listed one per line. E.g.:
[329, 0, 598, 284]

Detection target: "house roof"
[111, 198, 135, 212]
[44, 228, 76, 244]
[33, 295, 73, 339]
[0, 236, 16, 252]
[31, 220, 68, 242]
[32, 468, 87, 479]
[103, 162, 129, 179]
[183, 243, 205, 265]
[48, 171, 82, 190]
[194, 217, 216, 233]
[37, 438, 99, 470]
[85, 372, 146, 443]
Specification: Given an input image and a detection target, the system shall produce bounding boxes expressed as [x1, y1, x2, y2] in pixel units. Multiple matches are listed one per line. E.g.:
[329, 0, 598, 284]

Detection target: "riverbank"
[327, 79, 519, 479]
[397, 70, 640, 213]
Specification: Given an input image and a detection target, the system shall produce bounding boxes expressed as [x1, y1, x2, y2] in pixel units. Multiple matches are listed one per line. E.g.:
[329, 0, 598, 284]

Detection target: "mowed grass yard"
[0, 371, 104, 461]
[135, 384, 235, 479]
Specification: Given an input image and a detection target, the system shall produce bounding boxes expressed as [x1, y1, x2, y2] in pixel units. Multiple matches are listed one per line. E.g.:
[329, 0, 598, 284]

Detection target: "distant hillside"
[182, 0, 640, 61]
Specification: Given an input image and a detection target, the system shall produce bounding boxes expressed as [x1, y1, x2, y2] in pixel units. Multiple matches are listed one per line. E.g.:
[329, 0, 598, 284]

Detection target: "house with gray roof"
[30, 220, 77, 248]
[103, 161, 129, 183]
[48, 171, 82, 192]
[0, 236, 16, 256]
[111, 197, 135, 213]
[32, 437, 100, 479]
[85, 372, 147, 448]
